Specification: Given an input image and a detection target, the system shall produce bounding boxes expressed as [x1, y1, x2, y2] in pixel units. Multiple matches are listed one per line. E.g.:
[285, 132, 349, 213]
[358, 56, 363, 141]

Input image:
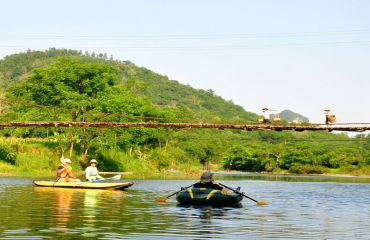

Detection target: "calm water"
[1, 176, 370, 239]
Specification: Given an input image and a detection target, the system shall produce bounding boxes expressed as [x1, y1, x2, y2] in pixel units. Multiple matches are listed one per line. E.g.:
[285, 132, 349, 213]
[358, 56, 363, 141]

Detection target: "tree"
[14, 56, 118, 121]
[7, 56, 119, 158]
[223, 145, 263, 171]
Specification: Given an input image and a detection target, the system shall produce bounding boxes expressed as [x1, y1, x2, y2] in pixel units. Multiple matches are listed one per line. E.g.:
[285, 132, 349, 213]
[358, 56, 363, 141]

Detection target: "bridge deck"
[0, 121, 369, 132]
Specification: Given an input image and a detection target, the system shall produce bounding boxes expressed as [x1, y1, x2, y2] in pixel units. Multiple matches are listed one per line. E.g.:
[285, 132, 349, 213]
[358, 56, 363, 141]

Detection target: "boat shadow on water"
[176, 203, 243, 209]
[173, 204, 245, 237]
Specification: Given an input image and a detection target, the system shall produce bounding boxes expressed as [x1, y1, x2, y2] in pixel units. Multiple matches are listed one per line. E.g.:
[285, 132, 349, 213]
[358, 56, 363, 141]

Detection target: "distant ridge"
[279, 109, 309, 123]
[0, 48, 257, 122]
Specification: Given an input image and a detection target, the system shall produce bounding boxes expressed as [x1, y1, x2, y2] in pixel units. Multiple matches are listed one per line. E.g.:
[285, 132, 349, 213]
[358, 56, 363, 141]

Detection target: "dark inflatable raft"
[176, 188, 243, 206]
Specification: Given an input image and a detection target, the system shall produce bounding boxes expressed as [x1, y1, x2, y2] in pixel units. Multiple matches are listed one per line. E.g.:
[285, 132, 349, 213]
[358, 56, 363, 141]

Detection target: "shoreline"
[2, 170, 370, 179]
[214, 170, 370, 179]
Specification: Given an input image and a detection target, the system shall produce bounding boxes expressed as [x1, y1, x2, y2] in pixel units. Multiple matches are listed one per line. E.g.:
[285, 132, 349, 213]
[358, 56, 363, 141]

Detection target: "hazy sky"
[1, 0, 369, 124]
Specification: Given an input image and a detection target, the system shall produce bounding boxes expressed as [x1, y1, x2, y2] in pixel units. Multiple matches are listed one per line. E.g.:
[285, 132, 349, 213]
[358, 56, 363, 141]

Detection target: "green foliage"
[0, 49, 369, 177]
[223, 145, 264, 171]
[288, 163, 328, 174]
[0, 48, 82, 88]
[94, 151, 124, 172]
[280, 147, 315, 169]
[0, 143, 17, 165]
[9, 56, 118, 120]
[148, 148, 171, 171]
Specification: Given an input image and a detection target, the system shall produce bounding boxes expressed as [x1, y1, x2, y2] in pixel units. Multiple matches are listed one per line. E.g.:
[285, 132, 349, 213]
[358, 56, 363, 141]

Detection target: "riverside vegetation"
[0, 48, 369, 178]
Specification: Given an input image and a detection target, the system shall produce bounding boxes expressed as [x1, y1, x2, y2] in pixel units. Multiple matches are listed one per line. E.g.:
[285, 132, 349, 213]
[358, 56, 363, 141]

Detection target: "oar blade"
[257, 200, 268, 206]
[155, 183, 195, 204]
[111, 175, 121, 180]
[156, 197, 168, 203]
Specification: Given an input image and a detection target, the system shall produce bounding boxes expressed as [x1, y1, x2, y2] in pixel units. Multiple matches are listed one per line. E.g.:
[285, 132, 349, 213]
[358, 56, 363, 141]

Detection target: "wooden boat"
[33, 180, 133, 190]
[176, 188, 243, 206]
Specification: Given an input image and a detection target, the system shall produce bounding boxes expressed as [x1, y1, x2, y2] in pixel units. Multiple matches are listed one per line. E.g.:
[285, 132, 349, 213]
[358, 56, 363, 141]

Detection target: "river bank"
[0, 168, 203, 180]
[1, 141, 369, 180]
[216, 170, 370, 178]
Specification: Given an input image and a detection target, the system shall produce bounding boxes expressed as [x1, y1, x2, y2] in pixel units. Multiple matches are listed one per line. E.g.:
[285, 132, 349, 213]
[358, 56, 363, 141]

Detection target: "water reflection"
[172, 205, 244, 238]
[82, 190, 125, 226]
[55, 188, 73, 231]
[83, 189, 101, 228]
[34, 187, 76, 233]
[33, 187, 127, 237]
[1, 178, 370, 239]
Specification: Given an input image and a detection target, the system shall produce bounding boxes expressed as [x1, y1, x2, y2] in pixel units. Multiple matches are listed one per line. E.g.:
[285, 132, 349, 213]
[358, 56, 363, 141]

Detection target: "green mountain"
[0, 48, 368, 177]
[279, 109, 309, 123]
[0, 48, 257, 122]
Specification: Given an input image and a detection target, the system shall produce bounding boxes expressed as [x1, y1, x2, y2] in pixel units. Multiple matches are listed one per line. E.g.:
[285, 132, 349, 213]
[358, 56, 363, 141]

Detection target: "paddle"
[88, 175, 121, 182]
[105, 175, 121, 181]
[219, 183, 267, 206]
[156, 183, 195, 203]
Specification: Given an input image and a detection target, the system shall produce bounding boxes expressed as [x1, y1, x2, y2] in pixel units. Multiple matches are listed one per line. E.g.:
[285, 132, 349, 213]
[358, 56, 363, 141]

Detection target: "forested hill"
[0, 48, 257, 122]
[0, 48, 369, 177]
[279, 109, 309, 123]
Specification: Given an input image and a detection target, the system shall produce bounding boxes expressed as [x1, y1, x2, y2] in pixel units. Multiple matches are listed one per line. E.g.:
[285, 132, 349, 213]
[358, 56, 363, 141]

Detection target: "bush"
[222, 145, 263, 171]
[94, 151, 124, 172]
[148, 148, 171, 172]
[0, 143, 17, 165]
[289, 163, 328, 174]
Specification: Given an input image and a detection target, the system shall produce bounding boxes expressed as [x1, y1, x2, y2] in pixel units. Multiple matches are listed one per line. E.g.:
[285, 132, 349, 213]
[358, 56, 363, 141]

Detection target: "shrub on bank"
[0, 143, 17, 165]
[335, 165, 370, 176]
[222, 145, 264, 171]
[289, 163, 329, 174]
[0, 161, 16, 174]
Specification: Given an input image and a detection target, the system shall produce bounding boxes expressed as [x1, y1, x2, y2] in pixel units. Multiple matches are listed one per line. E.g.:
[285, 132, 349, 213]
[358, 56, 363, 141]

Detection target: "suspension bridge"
[0, 121, 369, 132]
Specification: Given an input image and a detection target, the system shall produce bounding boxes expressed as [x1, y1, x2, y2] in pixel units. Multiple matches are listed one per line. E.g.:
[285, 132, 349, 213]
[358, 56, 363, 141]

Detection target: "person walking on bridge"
[262, 108, 271, 124]
[324, 109, 336, 124]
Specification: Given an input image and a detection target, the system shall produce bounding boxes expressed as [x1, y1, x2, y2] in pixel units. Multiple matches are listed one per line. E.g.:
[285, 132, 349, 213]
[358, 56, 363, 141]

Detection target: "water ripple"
[0, 178, 370, 239]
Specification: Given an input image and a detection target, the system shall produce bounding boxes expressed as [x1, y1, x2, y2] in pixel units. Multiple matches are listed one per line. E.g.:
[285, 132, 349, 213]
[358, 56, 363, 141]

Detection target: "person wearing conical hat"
[262, 108, 271, 124]
[56, 157, 80, 182]
[85, 159, 105, 182]
[324, 109, 336, 124]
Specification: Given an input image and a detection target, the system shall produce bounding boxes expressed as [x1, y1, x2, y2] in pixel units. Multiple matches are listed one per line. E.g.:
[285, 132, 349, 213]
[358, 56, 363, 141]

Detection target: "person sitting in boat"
[85, 159, 105, 182]
[193, 171, 227, 192]
[56, 157, 80, 182]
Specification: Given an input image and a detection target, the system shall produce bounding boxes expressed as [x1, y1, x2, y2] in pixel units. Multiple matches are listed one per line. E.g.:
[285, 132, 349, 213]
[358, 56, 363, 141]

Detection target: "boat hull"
[176, 188, 243, 206]
[33, 180, 133, 190]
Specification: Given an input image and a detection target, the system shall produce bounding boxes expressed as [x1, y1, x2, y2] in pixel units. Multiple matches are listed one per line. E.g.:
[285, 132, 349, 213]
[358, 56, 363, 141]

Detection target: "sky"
[0, 0, 369, 124]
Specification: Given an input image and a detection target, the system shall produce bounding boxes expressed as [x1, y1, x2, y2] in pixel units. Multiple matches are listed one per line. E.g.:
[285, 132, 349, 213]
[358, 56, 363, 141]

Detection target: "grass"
[0, 142, 81, 178]
[0, 142, 205, 179]
[0, 162, 16, 176]
[96, 150, 203, 179]
[2, 140, 369, 179]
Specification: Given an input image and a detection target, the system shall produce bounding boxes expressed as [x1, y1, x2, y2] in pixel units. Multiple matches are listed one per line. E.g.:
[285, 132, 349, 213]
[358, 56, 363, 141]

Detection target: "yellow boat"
[33, 180, 133, 190]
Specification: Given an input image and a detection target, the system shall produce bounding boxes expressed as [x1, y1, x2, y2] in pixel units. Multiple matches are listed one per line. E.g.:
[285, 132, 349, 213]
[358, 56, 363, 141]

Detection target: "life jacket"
[56, 165, 72, 178]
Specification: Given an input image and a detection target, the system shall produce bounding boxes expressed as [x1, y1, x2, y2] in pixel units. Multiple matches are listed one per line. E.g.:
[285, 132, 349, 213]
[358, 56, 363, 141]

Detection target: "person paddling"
[193, 171, 227, 192]
[56, 157, 80, 182]
[85, 159, 105, 182]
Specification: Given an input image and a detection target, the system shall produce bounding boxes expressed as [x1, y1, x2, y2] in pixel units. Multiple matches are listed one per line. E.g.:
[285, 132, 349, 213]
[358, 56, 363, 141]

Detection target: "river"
[1, 175, 370, 239]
